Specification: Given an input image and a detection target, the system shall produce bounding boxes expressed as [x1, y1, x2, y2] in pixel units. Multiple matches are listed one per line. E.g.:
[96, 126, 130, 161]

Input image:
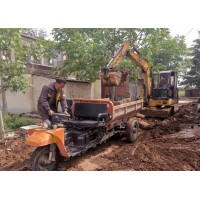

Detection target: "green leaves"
[151, 35, 189, 73]
[52, 28, 189, 82]
[181, 31, 200, 88]
[3, 113, 36, 131]
[0, 28, 49, 94]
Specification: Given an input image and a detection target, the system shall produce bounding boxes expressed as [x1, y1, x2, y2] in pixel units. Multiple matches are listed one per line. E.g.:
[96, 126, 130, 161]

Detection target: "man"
[37, 77, 70, 128]
[159, 76, 168, 89]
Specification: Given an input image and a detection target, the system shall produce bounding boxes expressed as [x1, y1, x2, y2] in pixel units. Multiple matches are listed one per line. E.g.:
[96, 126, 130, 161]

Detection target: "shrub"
[3, 113, 36, 131]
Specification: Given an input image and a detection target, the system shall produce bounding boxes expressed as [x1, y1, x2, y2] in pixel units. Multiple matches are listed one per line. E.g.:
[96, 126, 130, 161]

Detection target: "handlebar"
[52, 113, 70, 118]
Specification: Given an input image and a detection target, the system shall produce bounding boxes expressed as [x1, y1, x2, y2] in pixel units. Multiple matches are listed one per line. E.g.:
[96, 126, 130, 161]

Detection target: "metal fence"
[185, 89, 200, 97]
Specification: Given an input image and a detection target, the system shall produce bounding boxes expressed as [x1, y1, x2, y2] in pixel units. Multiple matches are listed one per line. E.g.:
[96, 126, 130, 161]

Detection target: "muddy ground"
[0, 98, 200, 171]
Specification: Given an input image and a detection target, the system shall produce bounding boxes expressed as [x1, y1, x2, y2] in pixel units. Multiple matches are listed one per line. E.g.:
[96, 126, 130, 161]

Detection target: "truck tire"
[126, 118, 139, 143]
[30, 145, 60, 171]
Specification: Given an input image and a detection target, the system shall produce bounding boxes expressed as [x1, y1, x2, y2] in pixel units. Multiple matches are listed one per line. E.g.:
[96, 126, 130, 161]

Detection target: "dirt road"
[1, 98, 200, 171]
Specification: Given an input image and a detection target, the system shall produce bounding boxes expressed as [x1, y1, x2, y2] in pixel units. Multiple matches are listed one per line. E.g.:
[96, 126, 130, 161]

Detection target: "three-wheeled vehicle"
[25, 98, 143, 170]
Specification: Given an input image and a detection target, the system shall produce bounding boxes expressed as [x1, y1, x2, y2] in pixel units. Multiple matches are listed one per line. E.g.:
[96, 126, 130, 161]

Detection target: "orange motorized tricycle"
[25, 98, 143, 171]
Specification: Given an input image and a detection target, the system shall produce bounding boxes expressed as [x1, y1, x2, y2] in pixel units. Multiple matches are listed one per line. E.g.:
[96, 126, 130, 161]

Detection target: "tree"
[181, 31, 200, 88]
[150, 35, 190, 74]
[52, 28, 189, 82]
[0, 29, 50, 92]
[0, 28, 50, 134]
[0, 29, 27, 134]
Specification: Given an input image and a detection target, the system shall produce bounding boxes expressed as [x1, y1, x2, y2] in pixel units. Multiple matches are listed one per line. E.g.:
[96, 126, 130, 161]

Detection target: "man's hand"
[63, 110, 70, 117]
[48, 109, 54, 116]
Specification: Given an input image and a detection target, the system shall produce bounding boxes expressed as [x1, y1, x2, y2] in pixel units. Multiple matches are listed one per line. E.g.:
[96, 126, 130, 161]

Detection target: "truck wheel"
[126, 118, 139, 143]
[30, 145, 60, 171]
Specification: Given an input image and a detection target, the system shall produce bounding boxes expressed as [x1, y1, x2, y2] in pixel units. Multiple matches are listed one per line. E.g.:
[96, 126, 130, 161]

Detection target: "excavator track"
[139, 106, 174, 118]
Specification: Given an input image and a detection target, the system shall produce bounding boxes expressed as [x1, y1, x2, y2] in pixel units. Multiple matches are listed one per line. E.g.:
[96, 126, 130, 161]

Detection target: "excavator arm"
[127, 50, 151, 103]
[106, 41, 131, 68]
[101, 41, 151, 104]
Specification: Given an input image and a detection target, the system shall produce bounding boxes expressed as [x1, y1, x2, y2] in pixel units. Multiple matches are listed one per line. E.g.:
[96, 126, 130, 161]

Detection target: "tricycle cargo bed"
[73, 98, 143, 121]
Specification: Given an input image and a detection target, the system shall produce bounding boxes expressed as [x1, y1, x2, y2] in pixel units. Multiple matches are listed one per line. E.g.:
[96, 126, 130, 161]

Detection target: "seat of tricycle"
[64, 102, 109, 128]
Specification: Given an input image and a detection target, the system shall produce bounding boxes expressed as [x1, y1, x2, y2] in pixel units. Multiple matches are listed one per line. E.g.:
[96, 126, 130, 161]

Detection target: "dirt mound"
[97, 102, 200, 171]
[99, 133, 200, 171]
[0, 138, 35, 170]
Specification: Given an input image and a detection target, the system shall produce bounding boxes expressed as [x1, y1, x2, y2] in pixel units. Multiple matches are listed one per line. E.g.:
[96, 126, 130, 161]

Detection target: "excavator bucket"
[101, 71, 122, 86]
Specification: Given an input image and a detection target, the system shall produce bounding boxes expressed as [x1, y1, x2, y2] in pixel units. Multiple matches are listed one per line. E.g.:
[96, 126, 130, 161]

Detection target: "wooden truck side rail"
[113, 99, 143, 119]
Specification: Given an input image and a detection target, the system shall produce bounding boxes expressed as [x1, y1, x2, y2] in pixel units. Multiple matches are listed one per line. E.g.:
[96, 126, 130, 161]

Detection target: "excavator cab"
[140, 70, 179, 118]
[151, 71, 178, 105]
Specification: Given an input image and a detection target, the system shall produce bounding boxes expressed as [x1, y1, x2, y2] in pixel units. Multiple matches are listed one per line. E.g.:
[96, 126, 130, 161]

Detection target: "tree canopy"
[181, 31, 200, 88]
[0, 28, 54, 93]
[52, 28, 189, 82]
[0, 28, 29, 93]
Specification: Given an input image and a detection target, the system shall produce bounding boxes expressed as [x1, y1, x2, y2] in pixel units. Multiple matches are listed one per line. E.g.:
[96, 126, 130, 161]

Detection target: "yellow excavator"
[101, 41, 179, 118]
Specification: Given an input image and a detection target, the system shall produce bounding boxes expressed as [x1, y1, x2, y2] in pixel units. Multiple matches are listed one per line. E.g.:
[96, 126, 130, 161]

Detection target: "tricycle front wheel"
[30, 145, 60, 171]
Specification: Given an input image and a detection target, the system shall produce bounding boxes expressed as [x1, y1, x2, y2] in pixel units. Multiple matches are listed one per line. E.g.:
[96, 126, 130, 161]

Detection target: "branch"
[8, 29, 13, 47]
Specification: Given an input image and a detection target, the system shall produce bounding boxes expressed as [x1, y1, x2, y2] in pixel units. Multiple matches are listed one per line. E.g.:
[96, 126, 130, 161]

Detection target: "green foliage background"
[52, 28, 190, 82]
[182, 31, 200, 88]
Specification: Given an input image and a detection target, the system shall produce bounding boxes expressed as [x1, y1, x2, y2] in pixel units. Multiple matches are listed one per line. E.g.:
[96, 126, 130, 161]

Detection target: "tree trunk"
[0, 99, 5, 140]
[0, 111, 4, 133]
[2, 91, 7, 112]
[0, 76, 5, 137]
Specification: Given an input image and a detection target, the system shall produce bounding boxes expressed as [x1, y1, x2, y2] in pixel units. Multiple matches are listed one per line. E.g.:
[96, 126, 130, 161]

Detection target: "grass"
[178, 90, 185, 98]
[3, 113, 36, 131]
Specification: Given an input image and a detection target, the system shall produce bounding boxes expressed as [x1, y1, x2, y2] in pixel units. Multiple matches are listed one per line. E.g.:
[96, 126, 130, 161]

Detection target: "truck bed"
[73, 98, 143, 121]
[113, 99, 143, 119]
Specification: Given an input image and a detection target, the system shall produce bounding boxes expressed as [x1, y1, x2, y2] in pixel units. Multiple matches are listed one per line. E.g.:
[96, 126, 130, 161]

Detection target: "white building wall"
[6, 75, 32, 113]
[5, 75, 98, 114]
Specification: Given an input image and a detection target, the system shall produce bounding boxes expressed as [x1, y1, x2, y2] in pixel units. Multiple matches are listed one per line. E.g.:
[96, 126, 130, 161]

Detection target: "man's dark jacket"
[37, 82, 67, 120]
